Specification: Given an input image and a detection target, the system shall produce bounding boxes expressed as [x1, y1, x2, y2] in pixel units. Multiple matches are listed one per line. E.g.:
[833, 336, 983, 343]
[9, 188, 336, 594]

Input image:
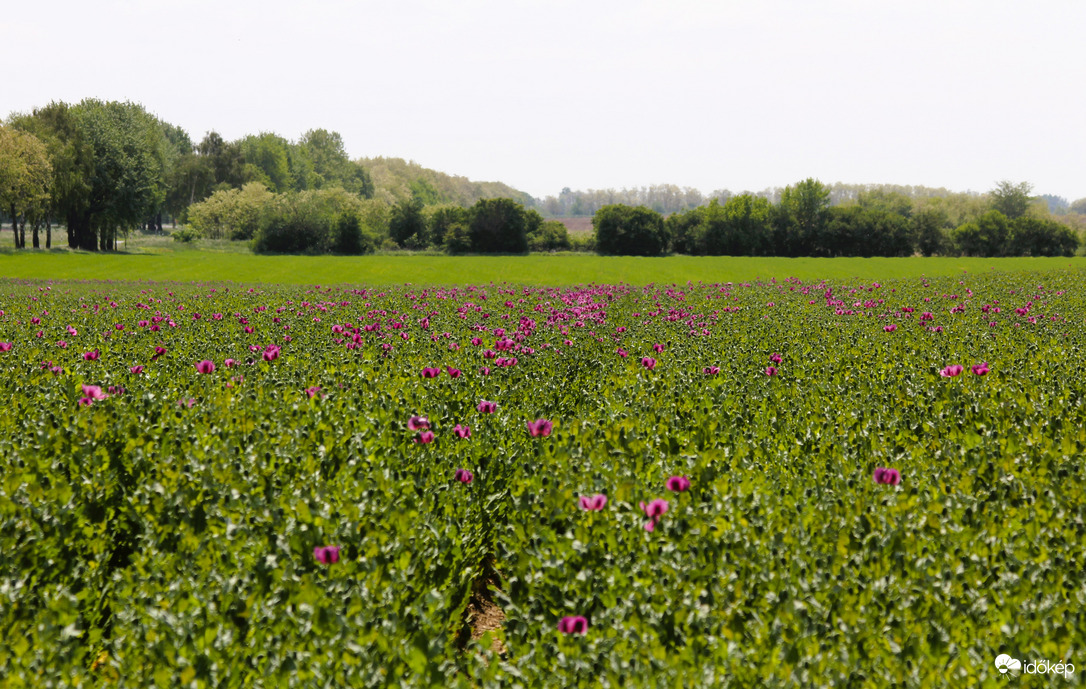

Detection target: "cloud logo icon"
[995, 654, 1022, 675]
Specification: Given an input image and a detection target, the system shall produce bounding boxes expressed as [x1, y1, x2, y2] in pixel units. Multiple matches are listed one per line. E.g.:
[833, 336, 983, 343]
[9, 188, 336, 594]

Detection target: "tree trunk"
[9, 205, 16, 249]
[32, 219, 40, 249]
[46, 218, 51, 249]
[156, 212, 163, 234]
[18, 216, 26, 249]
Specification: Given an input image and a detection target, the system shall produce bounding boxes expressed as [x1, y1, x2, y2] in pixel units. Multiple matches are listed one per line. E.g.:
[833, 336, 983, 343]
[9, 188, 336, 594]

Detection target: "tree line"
[3, 99, 1083, 257]
[1, 100, 375, 251]
[595, 179, 1081, 258]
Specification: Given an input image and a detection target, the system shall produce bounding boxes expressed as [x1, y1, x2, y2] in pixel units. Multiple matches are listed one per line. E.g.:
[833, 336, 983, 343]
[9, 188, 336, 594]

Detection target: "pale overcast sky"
[5, 0, 1085, 201]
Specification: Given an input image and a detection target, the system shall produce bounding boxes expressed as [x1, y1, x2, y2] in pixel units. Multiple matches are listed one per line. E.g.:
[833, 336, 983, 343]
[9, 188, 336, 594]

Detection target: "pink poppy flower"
[971, 363, 990, 376]
[177, 398, 196, 408]
[408, 416, 430, 431]
[313, 545, 340, 565]
[557, 616, 589, 634]
[883, 324, 897, 332]
[453, 424, 471, 439]
[152, 346, 166, 360]
[477, 400, 497, 414]
[765, 366, 778, 376]
[446, 366, 462, 378]
[641, 356, 656, 370]
[263, 346, 280, 362]
[769, 353, 783, 364]
[527, 418, 553, 437]
[415, 430, 435, 444]
[640, 498, 670, 531]
[939, 365, 964, 377]
[78, 397, 95, 406]
[0, 342, 11, 352]
[82, 385, 109, 400]
[454, 468, 474, 484]
[665, 476, 691, 492]
[653, 343, 665, 353]
[872, 467, 902, 486]
[224, 359, 236, 368]
[616, 348, 629, 358]
[129, 365, 144, 375]
[479, 366, 491, 376]
[579, 494, 607, 511]
[305, 386, 322, 398]
[195, 360, 216, 374]
[703, 366, 720, 376]
[83, 349, 100, 361]
[421, 367, 441, 378]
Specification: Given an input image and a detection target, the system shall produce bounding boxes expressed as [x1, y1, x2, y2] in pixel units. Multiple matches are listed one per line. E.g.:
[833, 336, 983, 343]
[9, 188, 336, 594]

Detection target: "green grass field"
[2, 247, 1084, 286]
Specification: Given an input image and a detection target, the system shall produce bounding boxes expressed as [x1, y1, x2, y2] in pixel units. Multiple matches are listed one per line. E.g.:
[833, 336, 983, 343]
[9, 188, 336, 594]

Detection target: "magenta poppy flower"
[78, 397, 95, 407]
[453, 424, 471, 439]
[527, 418, 553, 437]
[421, 367, 441, 378]
[263, 345, 281, 362]
[652, 343, 665, 353]
[82, 385, 109, 400]
[408, 416, 430, 431]
[579, 494, 607, 511]
[152, 346, 166, 360]
[195, 360, 216, 374]
[454, 468, 474, 484]
[616, 348, 629, 358]
[971, 363, 989, 376]
[129, 365, 144, 375]
[0, 342, 11, 352]
[305, 386, 322, 398]
[641, 356, 656, 370]
[665, 476, 691, 492]
[479, 366, 491, 376]
[477, 400, 497, 414]
[83, 349, 100, 361]
[447, 366, 462, 378]
[177, 397, 196, 408]
[640, 498, 670, 531]
[769, 353, 782, 364]
[415, 430, 435, 444]
[883, 324, 897, 332]
[313, 545, 341, 565]
[872, 467, 902, 486]
[557, 616, 589, 634]
[765, 366, 778, 376]
[939, 365, 964, 377]
[224, 358, 236, 368]
[704, 366, 720, 375]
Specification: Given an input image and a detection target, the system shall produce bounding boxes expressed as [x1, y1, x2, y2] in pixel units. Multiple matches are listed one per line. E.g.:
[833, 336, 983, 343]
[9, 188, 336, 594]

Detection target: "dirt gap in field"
[460, 559, 506, 656]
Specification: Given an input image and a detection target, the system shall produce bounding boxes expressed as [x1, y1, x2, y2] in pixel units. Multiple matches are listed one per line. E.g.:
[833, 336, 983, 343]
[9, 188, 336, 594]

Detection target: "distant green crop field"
[1, 249, 1084, 286]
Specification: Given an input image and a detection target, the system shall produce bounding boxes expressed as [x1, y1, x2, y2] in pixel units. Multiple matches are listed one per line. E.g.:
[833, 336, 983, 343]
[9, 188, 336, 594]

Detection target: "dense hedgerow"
[1, 271, 1085, 687]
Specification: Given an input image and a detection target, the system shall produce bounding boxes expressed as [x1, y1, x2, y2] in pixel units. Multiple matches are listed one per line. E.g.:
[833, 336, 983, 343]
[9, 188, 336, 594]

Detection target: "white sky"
[5, 0, 1085, 201]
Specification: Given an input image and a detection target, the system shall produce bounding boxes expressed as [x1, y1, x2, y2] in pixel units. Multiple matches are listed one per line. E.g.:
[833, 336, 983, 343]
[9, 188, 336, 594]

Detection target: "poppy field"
[1, 270, 1085, 687]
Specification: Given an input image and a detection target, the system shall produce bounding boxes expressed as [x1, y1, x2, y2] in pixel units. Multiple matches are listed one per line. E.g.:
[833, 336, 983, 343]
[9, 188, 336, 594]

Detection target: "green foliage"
[0, 125, 52, 248]
[426, 205, 469, 248]
[362, 157, 534, 208]
[528, 220, 572, 251]
[468, 198, 531, 253]
[171, 226, 202, 243]
[252, 187, 378, 255]
[953, 210, 1010, 257]
[989, 180, 1033, 220]
[187, 183, 274, 240]
[593, 204, 668, 256]
[912, 207, 950, 257]
[389, 198, 427, 248]
[1006, 216, 1080, 257]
